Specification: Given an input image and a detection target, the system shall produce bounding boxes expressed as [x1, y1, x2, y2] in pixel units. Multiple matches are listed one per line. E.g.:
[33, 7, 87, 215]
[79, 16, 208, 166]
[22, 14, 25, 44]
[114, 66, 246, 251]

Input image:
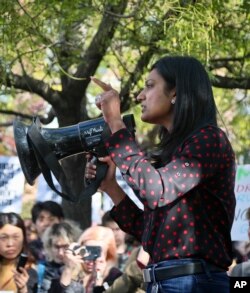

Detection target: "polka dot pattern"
[109, 126, 236, 269]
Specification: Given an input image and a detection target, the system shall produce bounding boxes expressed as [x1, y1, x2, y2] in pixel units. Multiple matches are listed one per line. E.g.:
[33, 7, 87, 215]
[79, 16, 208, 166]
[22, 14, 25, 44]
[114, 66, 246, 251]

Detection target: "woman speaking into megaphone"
[85, 56, 236, 293]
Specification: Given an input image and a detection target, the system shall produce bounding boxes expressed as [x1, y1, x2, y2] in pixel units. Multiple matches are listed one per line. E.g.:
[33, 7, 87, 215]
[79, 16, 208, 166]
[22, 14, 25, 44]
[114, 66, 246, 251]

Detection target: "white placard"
[231, 164, 250, 241]
[36, 174, 62, 204]
[0, 156, 24, 213]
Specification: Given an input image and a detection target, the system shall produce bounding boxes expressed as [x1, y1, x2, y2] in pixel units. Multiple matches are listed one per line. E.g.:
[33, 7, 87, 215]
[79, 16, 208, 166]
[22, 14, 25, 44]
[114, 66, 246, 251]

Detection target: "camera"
[73, 245, 101, 261]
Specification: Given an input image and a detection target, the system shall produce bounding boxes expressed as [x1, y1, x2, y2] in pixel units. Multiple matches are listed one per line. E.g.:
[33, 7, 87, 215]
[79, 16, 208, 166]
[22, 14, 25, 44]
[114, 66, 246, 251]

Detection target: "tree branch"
[0, 122, 14, 127]
[119, 0, 193, 112]
[211, 75, 250, 89]
[0, 109, 34, 120]
[103, 0, 142, 19]
[120, 47, 158, 112]
[209, 54, 250, 72]
[2, 73, 61, 106]
[0, 107, 56, 125]
[70, 0, 129, 94]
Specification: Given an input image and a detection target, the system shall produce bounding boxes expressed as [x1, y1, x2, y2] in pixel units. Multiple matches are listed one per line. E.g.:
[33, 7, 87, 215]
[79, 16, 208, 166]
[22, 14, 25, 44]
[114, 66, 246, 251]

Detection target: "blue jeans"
[146, 259, 229, 293]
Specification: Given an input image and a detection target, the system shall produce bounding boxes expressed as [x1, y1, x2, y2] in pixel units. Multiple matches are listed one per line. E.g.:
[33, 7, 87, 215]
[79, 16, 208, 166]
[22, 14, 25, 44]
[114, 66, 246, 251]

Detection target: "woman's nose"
[136, 90, 145, 102]
[7, 238, 14, 246]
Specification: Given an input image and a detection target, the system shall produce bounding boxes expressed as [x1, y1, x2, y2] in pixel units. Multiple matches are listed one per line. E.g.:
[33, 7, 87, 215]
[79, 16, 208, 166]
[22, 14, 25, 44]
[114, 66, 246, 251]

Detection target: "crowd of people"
[1, 55, 248, 292]
[0, 201, 147, 293]
[1, 204, 250, 293]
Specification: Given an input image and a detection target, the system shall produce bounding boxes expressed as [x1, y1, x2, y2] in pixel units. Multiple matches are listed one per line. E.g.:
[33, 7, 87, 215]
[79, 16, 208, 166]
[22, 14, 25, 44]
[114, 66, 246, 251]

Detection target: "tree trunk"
[60, 154, 92, 231]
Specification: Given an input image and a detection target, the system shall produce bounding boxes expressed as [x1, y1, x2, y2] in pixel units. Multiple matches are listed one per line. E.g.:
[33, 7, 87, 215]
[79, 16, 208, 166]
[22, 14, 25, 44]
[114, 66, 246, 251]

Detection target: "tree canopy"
[0, 0, 249, 227]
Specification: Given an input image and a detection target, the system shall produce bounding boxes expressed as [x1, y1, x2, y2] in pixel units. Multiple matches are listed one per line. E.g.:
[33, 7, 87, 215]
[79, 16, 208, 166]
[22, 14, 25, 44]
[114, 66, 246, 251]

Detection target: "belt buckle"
[143, 268, 152, 282]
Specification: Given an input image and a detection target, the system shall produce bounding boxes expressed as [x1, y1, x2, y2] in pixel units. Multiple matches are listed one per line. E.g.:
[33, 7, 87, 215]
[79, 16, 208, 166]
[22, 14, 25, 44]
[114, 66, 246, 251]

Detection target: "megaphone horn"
[13, 114, 136, 202]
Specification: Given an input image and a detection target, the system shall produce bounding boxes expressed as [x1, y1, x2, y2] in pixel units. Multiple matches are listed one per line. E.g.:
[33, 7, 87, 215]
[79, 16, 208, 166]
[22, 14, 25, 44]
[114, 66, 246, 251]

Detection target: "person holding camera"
[59, 225, 122, 293]
[0, 212, 37, 293]
[29, 201, 64, 264]
[38, 221, 82, 293]
[86, 56, 236, 293]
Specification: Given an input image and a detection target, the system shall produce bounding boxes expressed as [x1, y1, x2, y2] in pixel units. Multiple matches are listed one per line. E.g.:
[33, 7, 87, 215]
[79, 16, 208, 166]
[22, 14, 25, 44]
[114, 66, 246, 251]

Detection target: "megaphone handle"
[84, 155, 98, 185]
[82, 156, 108, 201]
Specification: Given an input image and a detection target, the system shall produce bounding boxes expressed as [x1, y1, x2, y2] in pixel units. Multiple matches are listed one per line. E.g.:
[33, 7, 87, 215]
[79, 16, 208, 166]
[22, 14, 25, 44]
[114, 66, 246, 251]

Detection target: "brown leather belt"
[142, 262, 225, 283]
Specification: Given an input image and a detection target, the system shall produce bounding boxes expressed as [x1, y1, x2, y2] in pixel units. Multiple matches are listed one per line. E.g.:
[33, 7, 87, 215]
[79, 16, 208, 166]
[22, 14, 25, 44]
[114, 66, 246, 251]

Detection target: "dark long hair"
[0, 212, 27, 261]
[151, 56, 217, 165]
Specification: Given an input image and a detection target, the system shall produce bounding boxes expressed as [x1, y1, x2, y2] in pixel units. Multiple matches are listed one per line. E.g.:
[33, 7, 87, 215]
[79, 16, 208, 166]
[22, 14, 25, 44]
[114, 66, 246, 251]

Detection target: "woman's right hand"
[12, 267, 29, 293]
[85, 153, 126, 205]
[85, 153, 117, 193]
[60, 243, 83, 287]
[64, 243, 84, 268]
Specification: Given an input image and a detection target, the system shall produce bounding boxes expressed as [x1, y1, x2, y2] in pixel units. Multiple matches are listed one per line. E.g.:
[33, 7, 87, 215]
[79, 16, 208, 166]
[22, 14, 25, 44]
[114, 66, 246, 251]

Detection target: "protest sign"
[231, 164, 250, 240]
[36, 174, 62, 204]
[0, 156, 25, 213]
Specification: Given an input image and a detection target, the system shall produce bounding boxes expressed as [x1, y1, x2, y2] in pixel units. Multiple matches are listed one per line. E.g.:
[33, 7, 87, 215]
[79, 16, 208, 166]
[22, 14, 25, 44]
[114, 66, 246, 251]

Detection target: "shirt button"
[176, 172, 181, 176]
[184, 162, 190, 167]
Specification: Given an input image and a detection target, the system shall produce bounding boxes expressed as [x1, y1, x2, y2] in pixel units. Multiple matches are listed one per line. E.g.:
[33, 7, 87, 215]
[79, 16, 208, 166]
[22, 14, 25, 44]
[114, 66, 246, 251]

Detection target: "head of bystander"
[29, 200, 64, 263]
[0, 212, 37, 293]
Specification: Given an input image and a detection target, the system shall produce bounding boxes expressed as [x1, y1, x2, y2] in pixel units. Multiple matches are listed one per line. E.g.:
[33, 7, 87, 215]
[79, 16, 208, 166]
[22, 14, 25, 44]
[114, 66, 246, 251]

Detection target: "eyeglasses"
[52, 244, 69, 251]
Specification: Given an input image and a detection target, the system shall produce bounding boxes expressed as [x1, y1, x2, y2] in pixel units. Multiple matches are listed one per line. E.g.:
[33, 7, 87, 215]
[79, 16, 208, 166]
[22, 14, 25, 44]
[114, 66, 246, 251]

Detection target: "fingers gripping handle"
[83, 156, 108, 200]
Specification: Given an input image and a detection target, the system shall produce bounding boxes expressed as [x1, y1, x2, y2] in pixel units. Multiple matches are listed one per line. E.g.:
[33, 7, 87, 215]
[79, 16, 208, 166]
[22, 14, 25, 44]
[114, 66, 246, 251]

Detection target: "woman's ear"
[170, 88, 176, 104]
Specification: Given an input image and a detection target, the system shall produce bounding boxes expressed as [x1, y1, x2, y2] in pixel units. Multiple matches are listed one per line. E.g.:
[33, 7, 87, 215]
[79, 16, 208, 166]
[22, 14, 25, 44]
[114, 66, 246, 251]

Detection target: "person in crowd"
[229, 207, 250, 276]
[38, 220, 82, 293]
[23, 218, 38, 244]
[28, 201, 64, 290]
[58, 225, 122, 293]
[231, 240, 249, 264]
[101, 210, 136, 271]
[104, 245, 149, 293]
[0, 212, 37, 293]
[29, 201, 64, 263]
[230, 243, 250, 277]
[23, 218, 38, 271]
[86, 56, 236, 293]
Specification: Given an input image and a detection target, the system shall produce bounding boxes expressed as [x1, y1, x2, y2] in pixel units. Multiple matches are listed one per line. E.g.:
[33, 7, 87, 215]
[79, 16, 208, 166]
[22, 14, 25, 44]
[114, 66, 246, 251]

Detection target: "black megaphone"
[13, 114, 135, 202]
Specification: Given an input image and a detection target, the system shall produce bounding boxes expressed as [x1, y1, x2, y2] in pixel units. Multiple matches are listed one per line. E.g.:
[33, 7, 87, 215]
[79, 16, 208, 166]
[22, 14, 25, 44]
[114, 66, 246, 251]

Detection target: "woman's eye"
[145, 83, 153, 88]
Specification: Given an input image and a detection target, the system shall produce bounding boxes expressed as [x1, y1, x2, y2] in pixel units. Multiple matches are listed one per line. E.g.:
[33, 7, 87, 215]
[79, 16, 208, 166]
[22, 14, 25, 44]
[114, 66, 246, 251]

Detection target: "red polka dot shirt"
[108, 125, 236, 270]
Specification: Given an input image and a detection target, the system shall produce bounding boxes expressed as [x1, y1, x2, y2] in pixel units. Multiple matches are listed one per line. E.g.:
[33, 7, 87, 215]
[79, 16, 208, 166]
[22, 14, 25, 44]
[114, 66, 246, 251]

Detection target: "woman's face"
[136, 69, 175, 130]
[51, 237, 70, 264]
[0, 224, 24, 260]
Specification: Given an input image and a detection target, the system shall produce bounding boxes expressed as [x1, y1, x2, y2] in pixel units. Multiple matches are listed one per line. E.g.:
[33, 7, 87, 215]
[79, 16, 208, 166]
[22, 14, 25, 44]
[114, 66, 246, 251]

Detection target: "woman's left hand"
[13, 267, 29, 293]
[91, 77, 125, 133]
